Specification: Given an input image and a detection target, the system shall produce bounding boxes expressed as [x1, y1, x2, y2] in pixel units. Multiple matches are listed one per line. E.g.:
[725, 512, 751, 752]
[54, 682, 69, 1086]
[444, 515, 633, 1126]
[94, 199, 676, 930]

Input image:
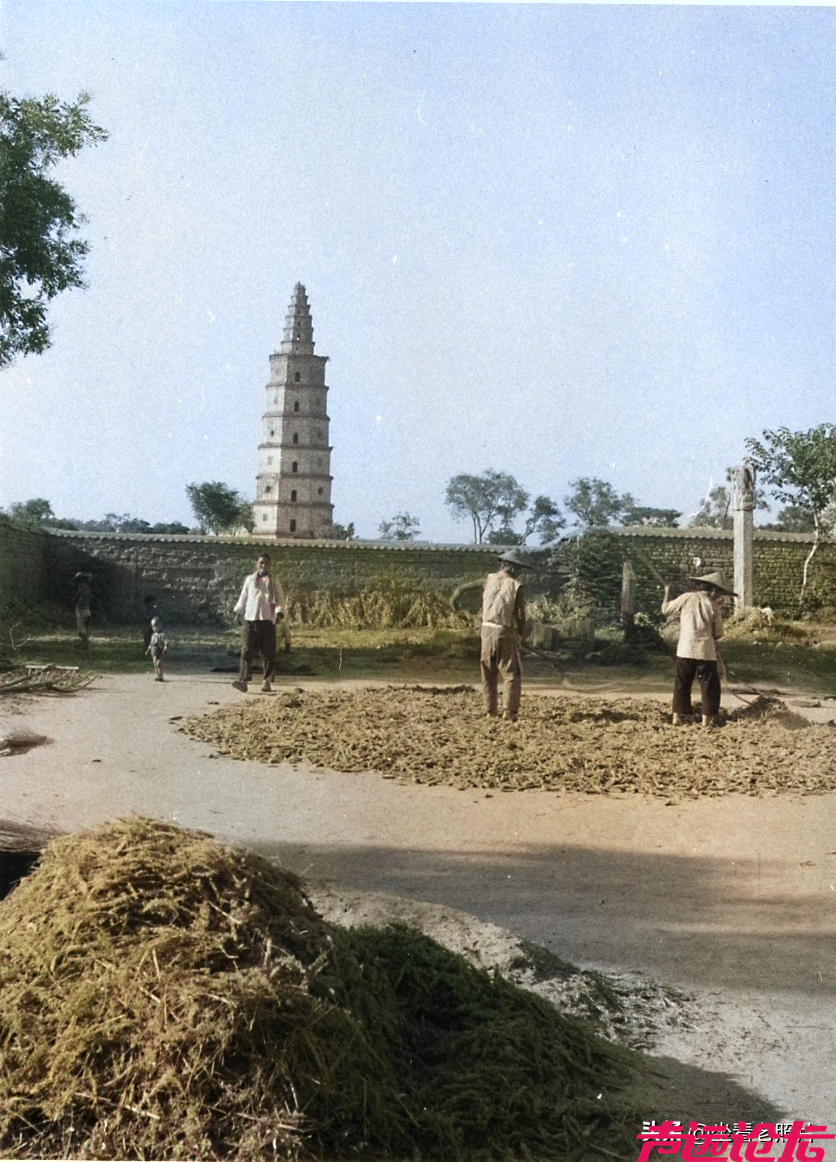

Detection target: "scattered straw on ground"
[0, 667, 98, 695]
[0, 818, 646, 1160]
[181, 687, 836, 798]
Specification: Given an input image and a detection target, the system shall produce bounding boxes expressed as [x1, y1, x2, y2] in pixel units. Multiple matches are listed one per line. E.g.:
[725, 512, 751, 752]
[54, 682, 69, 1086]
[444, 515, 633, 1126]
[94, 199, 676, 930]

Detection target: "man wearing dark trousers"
[661, 570, 734, 728]
[232, 554, 284, 694]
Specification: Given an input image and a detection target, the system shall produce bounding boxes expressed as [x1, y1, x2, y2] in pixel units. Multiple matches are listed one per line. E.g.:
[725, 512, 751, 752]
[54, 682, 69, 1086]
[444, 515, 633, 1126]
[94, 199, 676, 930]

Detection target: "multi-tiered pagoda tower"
[251, 285, 334, 538]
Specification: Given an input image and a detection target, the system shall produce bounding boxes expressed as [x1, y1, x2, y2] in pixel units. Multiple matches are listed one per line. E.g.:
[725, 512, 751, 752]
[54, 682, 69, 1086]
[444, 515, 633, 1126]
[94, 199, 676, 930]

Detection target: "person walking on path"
[232, 554, 284, 694]
[73, 573, 93, 651]
[480, 549, 532, 722]
[145, 617, 168, 681]
[661, 571, 735, 728]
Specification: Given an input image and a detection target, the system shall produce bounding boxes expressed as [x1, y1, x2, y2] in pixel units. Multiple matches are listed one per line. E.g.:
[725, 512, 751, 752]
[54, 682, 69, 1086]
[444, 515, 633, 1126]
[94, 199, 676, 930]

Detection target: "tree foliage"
[445, 470, 529, 543]
[379, 512, 421, 541]
[2, 499, 192, 534]
[486, 495, 566, 545]
[2, 497, 56, 527]
[326, 521, 356, 540]
[620, 504, 681, 528]
[688, 485, 733, 530]
[186, 482, 252, 535]
[0, 90, 107, 367]
[760, 504, 817, 534]
[746, 424, 836, 597]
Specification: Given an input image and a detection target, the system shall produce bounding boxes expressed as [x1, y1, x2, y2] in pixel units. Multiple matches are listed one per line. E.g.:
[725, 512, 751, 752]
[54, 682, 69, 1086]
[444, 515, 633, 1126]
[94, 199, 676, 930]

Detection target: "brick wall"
[1, 525, 831, 628]
[610, 526, 836, 616]
[42, 531, 507, 625]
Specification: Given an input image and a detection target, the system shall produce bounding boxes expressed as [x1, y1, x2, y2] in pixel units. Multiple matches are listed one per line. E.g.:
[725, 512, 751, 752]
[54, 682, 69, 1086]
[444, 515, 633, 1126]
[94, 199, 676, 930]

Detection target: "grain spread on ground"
[0, 818, 649, 1161]
[181, 687, 836, 798]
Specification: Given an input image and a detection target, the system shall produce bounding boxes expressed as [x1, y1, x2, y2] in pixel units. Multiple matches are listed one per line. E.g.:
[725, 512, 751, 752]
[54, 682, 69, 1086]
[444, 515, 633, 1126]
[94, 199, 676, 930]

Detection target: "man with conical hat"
[661, 571, 735, 728]
[480, 549, 532, 722]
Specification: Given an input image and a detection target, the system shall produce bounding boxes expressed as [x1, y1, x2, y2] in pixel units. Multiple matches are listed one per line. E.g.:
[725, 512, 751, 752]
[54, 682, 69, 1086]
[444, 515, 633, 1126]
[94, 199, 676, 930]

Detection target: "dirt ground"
[2, 669, 836, 1130]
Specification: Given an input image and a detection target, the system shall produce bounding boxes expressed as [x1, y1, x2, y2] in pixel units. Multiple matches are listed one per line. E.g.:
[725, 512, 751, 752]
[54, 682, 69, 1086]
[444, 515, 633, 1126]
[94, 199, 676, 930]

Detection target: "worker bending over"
[661, 570, 735, 728]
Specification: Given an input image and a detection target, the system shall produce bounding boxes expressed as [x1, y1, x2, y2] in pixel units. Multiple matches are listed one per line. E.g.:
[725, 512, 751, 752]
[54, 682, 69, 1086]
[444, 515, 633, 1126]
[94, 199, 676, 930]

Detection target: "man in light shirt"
[232, 554, 284, 694]
[480, 549, 532, 722]
[661, 571, 735, 728]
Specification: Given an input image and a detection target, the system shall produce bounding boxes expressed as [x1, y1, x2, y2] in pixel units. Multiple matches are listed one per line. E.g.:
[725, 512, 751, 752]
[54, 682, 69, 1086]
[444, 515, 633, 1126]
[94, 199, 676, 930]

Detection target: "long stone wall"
[42, 531, 505, 626]
[1, 523, 833, 629]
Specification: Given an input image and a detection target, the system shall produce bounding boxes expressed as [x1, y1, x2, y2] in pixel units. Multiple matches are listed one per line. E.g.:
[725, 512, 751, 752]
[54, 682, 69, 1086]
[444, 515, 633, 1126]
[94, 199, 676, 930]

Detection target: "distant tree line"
[440, 424, 836, 548]
[443, 472, 681, 545]
[0, 498, 192, 535]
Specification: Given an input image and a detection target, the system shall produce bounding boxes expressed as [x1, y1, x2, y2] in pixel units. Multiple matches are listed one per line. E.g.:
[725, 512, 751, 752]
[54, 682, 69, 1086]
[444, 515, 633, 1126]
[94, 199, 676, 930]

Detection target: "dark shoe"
[232, 680, 248, 693]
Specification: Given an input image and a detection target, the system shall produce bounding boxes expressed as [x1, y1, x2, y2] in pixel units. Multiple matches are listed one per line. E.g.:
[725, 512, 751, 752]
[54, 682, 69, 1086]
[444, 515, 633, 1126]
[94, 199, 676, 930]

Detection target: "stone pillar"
[728, 463, 755, 614]
[621, 559, 637, 640]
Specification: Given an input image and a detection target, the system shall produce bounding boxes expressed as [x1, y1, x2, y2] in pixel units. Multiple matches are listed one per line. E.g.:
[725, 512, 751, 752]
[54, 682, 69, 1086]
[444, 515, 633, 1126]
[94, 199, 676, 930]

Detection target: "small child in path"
[146, 617, 167, 682]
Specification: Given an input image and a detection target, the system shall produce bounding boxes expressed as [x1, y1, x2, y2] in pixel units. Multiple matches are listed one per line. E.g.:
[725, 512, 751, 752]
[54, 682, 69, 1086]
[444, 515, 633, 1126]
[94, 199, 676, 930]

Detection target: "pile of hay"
[181, 686, 836, 798]
[0, 818, 645, 1160]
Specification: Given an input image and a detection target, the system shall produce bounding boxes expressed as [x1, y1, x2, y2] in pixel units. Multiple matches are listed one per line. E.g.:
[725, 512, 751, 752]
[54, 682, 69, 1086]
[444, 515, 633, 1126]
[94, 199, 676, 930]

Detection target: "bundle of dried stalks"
[0, 667, 98, 696]
[0, 818, 646, 1161]
[0, 818, 363, 1159]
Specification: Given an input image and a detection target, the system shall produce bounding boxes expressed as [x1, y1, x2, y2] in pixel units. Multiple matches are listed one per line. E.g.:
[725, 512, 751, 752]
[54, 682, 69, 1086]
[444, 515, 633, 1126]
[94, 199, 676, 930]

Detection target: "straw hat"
[688, 571, 735, 596]
[496, 549, 534, 570]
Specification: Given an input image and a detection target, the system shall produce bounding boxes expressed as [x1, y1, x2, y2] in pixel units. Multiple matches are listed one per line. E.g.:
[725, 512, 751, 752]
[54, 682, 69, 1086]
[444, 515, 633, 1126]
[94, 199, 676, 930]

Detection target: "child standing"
[146, 616, 167, 682]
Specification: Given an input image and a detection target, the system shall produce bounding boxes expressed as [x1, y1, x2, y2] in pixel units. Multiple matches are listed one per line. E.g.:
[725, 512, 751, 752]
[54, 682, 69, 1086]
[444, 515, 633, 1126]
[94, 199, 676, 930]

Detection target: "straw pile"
[181, 687, 836, 798]
[0, 818, 645, 1160]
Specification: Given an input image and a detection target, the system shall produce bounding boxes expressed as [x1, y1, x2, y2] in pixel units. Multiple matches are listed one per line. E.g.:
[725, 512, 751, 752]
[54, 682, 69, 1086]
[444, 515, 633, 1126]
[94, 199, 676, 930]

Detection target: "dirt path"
[1, 671, 835, 1125]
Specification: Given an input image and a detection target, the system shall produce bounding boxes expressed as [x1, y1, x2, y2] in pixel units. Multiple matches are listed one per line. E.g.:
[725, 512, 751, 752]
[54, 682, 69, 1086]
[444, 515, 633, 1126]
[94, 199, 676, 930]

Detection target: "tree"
[0, 90, 107, 366]
[760, 504, 817, 534]
[746, 424, 836, 598]
[2, 497, 56, 527]
[186, 482, 252, 535]
[379, 512, 421, 541]
[445, 470, 529, 543]
[326, 521, 355, 540]
[520, 495, 565, 544]
[688, 485, 733, 529]
[564, 478, 626, 528]
[620, 504, 681, 528]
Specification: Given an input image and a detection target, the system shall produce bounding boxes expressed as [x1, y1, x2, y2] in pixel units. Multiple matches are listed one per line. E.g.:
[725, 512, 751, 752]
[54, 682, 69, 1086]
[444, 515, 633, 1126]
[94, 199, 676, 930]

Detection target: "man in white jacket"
[232, 554, 284, 694]
[661, 570, 734, 727]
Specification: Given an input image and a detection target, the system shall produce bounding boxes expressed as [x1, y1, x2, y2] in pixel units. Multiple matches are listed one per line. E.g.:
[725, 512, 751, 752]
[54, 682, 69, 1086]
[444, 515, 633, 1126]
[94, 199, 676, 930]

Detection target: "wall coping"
[37, 525, 830, 549]
[606, 525, 825, 544]
[42, 528, 506, 553]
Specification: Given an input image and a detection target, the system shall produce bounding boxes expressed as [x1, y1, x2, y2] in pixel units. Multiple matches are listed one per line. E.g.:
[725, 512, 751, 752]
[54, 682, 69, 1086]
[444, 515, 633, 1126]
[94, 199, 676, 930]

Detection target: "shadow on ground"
[249, 839, 836, 999]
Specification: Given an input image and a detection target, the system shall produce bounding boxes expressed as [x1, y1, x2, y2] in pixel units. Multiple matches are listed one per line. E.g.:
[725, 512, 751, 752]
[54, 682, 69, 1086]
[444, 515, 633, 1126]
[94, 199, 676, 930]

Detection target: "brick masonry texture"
[0, 523, 833, 627]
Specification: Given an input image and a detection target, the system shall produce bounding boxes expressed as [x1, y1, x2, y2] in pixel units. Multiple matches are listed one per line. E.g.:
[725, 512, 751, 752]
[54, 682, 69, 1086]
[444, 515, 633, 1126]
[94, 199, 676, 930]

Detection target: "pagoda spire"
[252, 283, 334, 538]
[280, 282, 315, 355]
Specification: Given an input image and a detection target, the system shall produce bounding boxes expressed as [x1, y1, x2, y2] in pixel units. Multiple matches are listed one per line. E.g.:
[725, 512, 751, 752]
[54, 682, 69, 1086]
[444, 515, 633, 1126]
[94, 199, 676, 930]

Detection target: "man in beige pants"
[480, 549, 532, 721]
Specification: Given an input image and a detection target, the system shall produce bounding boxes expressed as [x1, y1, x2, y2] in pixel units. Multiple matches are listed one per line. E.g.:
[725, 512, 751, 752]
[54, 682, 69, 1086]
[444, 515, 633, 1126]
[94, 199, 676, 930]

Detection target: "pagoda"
[251, 284, 334, 537]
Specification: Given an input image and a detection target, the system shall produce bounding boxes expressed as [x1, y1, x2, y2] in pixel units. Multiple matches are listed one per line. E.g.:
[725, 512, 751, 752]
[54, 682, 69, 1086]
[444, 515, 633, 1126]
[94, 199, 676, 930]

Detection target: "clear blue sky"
[1, 2, 833, 540]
